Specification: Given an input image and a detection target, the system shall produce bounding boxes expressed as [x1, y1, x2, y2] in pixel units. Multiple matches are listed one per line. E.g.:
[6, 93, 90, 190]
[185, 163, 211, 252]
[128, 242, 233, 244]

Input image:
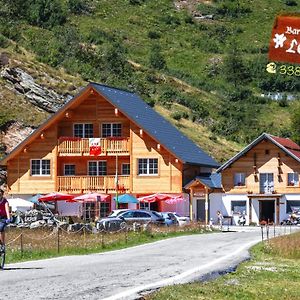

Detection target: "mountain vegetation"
[0, 0, 299, 162]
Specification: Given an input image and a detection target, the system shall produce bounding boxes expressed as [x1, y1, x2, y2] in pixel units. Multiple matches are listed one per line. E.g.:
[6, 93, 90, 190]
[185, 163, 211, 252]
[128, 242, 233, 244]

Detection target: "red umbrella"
[73, 193, 111, 202]
[138, 193, 173, 203]
[38, 192, 75, 202]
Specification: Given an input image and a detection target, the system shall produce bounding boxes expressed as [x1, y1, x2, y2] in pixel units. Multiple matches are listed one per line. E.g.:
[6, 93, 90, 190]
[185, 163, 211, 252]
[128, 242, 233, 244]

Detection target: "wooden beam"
[276, 197, 280, 225]
[189, 187, 194, 221]
[205, 186, 209, 225]
[249, 198, 252, 224]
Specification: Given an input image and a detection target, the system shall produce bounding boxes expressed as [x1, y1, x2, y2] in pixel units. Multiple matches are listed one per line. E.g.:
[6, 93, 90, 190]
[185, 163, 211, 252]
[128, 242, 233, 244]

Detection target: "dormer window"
[288, 173, 299, 186]
[234, 173, 246, 186]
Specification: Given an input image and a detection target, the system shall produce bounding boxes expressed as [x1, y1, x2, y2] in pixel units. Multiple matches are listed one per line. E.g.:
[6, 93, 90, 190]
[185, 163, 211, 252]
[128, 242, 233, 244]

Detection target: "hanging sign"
[269, 15, 300, 64]
[89, 138, 101, 156]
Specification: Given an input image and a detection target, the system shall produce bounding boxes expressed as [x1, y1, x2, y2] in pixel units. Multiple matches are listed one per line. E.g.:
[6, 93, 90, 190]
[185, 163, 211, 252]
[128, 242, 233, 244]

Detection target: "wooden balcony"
[58, 137, 130, 156]
[57, 175, 130, 194]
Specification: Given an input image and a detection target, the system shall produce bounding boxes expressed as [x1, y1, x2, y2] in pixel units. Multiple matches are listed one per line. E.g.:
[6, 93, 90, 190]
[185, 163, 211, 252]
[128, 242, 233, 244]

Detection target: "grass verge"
[146, 231, 300, 300]
[6, 224, 214, 264]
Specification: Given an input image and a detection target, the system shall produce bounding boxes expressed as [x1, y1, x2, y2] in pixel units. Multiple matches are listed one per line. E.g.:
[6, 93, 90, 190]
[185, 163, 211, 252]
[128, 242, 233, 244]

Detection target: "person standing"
[0, 189, 11, 252]
[217, 210, 223, 230]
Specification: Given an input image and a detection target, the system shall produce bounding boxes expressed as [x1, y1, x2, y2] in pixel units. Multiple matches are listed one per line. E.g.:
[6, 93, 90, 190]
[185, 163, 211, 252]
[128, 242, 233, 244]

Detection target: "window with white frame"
[122, 163, 130, 175]
[234, 173, 246, 186]
[64, 164, 75, 176]
[139, 202, 150, 210]
[74, 123, 94, 138]
[31, 159, 50, 176]
[88, 161, 107, 176]
[231, 201, 247, 214]
[138, 158, 158, 175]
[287, 173, 299, 186]
[102, 123, 122, 137]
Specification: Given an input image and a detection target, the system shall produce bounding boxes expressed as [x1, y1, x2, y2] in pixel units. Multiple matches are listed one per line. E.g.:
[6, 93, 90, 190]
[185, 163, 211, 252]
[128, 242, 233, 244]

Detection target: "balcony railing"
[57, 175, 130, 194]
[58, 137, 130, 156]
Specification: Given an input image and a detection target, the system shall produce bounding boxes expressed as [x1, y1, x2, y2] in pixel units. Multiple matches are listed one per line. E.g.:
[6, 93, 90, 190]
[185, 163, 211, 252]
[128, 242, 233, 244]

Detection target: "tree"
[149, 44, 166, 70]
[223, 42, 250, 88]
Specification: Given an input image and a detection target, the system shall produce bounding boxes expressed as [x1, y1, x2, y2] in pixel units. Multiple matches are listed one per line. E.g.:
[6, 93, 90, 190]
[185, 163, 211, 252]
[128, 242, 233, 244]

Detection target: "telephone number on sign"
[266, 62, 300, 76]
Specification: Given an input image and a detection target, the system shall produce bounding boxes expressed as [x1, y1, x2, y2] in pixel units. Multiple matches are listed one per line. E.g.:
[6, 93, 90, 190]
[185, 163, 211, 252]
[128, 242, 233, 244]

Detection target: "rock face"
[1, 67, 72, 113]
[1, 121, 35, 153]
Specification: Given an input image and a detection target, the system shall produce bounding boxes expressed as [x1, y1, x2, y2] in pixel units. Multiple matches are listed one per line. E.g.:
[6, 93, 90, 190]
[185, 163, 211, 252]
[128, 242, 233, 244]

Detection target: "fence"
[5, 222, 211, 260]
[260, 223, 296, 242]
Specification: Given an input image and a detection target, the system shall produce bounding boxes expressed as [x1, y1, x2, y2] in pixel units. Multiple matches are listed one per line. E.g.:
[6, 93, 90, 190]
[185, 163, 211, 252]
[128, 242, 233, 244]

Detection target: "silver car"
[97, 209, 165, 231]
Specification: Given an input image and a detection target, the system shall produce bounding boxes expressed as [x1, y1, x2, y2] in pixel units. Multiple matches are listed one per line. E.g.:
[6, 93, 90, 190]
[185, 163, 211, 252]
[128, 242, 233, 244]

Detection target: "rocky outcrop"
[0, 67, 72, 113]
[1, 121, 35, 153]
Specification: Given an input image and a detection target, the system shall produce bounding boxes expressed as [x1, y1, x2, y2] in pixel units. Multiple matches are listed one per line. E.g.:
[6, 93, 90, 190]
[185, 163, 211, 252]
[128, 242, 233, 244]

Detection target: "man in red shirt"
[0, 189, 11, 252]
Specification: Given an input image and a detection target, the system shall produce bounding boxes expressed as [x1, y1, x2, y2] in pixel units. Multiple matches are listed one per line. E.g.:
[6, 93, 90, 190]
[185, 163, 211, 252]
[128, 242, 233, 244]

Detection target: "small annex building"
[214, 133, 300, 225]
[0, 82, 219, 220]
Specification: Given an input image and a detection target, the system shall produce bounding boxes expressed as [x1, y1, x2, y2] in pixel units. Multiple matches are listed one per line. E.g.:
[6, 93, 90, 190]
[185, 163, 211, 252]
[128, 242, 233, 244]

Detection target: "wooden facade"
[2, 86, 205, 198]
[222, 139, 300, 195]
[218, 135, 300, 225]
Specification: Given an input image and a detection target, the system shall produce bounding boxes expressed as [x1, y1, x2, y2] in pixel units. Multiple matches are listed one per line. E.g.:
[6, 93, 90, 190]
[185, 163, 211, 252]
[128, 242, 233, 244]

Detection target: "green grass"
[147, 231, 300, 300]
[5, 225, 214, 264]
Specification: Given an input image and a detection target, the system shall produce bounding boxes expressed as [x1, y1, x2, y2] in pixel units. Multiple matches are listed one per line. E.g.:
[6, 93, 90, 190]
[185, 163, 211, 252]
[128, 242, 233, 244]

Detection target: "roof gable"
[91, 83, 219, 167]
[1, 83, 219, 168]
[217, 133, 300, 172]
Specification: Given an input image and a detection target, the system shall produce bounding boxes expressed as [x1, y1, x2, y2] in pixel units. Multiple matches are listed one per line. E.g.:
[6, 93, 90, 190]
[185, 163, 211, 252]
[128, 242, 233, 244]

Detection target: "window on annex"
[99, 202, 110, 217]
[231, 201, 247, 215]
[286, 200, 300, 213]
[234, 173, 246, 186]
[88, 161, 107, 176]
[138, 158, 158, 175]
[74, 123, 94, 138]
[31, 159, 51, 176]
[64, 164, 75, 176]
[122, 163, 130, 175]
[287, 173, 299, 186]
[102, 123, 122, 138]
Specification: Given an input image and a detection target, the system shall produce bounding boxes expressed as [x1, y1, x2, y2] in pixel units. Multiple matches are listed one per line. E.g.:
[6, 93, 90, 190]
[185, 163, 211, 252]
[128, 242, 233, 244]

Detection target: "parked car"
[97, 209, 165, 231]
[160, 212, 190, 226]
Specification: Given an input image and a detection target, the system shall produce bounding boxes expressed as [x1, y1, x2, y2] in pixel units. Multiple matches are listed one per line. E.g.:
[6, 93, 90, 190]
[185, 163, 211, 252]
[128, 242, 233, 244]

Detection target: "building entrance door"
[259, 200, 275, 223]
[196, 199, 205, 222]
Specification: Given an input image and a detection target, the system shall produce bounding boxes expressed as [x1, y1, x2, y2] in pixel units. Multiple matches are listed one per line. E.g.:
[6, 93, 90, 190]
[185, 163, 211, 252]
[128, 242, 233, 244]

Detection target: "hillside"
[0, 0, 299, 162]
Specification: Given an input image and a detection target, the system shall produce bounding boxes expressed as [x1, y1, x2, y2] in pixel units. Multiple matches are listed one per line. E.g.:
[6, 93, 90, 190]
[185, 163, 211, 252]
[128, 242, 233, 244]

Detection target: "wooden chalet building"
[214, 133, 300, 225]
[0, 83, 219, 219]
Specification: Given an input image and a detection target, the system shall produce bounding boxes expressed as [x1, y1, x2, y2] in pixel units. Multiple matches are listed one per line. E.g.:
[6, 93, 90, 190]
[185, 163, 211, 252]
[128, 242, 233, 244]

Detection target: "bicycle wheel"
[0, 251, 5, 270]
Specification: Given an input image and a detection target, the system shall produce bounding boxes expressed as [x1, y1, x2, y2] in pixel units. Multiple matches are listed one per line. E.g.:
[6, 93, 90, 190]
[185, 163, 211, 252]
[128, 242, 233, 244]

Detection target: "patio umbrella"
[73, 193, 110, 202]
[7, 198, 34, 212]
[38, 192, 75, 202]
[114, 194, 138, 204]
[165, 195, 185, 204]
[138, 193, 173, 203]
[28, 193, 43, 204]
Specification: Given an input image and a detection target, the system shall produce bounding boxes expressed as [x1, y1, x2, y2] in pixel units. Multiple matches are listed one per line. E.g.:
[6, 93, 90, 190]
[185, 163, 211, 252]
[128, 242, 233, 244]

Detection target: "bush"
[285, 0, 297, 6]
[171, 111, 183, 121]
[68, 0, 91, 14]
[148, 31, 161, 39]
[149, 44, 166, 70]
[0, 34, 9, 48]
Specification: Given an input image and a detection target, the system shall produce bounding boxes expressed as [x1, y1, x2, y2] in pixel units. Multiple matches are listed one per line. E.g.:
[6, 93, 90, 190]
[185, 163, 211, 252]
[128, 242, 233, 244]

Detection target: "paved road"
[0, 227, 292, 300]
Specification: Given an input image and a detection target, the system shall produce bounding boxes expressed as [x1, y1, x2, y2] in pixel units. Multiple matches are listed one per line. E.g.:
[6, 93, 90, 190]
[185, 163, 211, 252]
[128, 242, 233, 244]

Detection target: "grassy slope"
[148, 231, 300, 300]
[1, 0, 299, 161]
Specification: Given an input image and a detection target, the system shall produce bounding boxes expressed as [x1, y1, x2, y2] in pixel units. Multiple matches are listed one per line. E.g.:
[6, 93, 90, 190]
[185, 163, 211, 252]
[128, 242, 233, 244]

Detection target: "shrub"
[148, 31, 161, 39]
[68, 0, 91, 14]
[149, 44, 166, 70]
[171, 111, 183, 121]
[285, 0, 297, 6]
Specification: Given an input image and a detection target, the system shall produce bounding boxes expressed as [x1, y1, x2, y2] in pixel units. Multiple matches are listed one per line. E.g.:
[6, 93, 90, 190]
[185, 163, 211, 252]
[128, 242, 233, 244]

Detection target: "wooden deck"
[58, 137, 130, 156]
[57, 175, 130, 193]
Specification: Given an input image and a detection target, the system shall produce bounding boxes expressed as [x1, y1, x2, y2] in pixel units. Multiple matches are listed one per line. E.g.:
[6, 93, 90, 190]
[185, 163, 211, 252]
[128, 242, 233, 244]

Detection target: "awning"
[138, 193, 184, 203]
[73, 193, 111, 202]
[114, 194, 138, 204]
[38, 192, 75, 202]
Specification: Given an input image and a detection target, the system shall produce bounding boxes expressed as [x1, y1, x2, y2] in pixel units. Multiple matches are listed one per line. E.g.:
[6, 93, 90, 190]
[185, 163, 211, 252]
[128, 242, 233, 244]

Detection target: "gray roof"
[184, 173, 222, 189]
[91, 83, 219, 167]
